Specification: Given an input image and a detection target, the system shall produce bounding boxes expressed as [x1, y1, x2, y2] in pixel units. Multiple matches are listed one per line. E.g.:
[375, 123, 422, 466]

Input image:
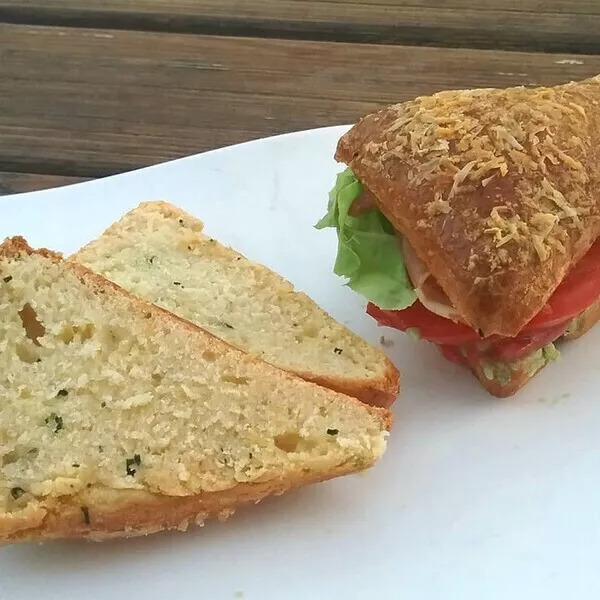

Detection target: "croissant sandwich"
[317, 75, 600, 396]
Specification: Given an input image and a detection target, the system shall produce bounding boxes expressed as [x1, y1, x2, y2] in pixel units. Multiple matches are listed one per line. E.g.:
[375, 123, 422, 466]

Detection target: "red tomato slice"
[525, 239, 600, 330]
[368, 238, 600, 346]
[366, 301, 480, 344]
[437, 344, 467, 366]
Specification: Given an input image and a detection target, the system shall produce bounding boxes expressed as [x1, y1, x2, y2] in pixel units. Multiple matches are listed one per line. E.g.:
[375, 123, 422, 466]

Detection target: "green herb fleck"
[57, 389, 68, 397]
[126, 454, 141, 476]
[218, 446, 231, 466]
[327, 428, 339, 436]
[81, 506, 90, 525]
[45, 413, 63, 433]
[10, 487, 25, 500]
[147, 255, 157, 264]
[333, 347, 343, 355]
[3, 276, 12, 283]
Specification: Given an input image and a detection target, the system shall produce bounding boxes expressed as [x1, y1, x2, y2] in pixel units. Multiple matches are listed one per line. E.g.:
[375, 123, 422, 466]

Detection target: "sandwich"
[0, 237, 390, 543]
[317, 75, 600, 396]
[73, 201, 399, 407]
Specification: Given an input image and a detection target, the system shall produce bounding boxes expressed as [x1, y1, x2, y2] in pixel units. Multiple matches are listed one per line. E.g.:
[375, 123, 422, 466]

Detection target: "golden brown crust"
[337, 75, 600, 337]
[1, 465, 354, 544]
[468, 361, 541, 398]
[295, 361, 399, 408]
[1, 235, 63, 261]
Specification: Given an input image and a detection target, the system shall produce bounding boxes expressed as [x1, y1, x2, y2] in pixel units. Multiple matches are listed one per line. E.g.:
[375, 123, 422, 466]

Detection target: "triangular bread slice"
[0, 237, 390, 544]
[73, 202, 399, 407]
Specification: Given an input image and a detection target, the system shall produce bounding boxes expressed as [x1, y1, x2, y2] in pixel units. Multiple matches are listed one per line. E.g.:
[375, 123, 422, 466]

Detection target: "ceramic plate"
[1, 126, 600, 600]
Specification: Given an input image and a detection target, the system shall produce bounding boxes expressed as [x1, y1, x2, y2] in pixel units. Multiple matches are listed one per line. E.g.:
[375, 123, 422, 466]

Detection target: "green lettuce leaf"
[315, 168, 416, 310]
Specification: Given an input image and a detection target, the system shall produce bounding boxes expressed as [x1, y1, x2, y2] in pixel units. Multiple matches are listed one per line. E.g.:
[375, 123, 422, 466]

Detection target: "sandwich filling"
[317, 168, 600, 387]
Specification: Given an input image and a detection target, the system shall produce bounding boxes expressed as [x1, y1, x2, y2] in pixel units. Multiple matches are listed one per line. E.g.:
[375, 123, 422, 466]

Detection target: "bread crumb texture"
[74, 202, 398, 405]
[0, 238, 389, 541]
[337, 75, 600, 336]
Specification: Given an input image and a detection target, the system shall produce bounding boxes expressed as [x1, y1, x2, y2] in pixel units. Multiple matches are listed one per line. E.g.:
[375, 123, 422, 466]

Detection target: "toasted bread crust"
[295, 366, 399, 408]
[468, 361, 542, 398]
[1, 466, 353, 544]
[337, 75, 600, 337]
[0, 237, 391, 543]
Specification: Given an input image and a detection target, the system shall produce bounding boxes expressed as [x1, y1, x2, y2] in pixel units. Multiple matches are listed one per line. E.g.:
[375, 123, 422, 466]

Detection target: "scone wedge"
[73, 201, 399, 407]
[0, 237, 390, 544]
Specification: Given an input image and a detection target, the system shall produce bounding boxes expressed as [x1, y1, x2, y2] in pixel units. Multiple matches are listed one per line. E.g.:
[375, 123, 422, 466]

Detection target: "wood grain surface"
[2, 23, 599, 181]
[1, 2, 599, 192]
[1, 1, 599, 53]
[1, 0, 599, 54]
[0, 171, 86, 194]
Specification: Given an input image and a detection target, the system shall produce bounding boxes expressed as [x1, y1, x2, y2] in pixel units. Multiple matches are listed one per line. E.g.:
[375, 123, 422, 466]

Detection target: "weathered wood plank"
[1, 24, 600, 177]
[0, 171, 88, 195]
[0, 0, 599, 53]
[5, 0, 600, 12]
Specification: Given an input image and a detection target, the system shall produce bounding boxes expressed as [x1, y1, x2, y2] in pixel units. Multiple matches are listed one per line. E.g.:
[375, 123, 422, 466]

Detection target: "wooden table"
[1, 1, 600, 195]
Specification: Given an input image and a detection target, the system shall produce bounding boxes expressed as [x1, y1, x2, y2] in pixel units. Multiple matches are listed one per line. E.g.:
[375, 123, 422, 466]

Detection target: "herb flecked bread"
[73, 201, 399, 407]
[0, 237, 391, 544]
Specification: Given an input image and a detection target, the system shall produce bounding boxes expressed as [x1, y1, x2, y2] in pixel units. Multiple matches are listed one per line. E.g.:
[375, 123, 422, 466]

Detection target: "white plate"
[2, 126, 600, 600]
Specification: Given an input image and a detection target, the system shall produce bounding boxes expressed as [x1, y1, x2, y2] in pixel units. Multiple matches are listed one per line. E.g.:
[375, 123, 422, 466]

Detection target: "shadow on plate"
[1, 477, 358, 571]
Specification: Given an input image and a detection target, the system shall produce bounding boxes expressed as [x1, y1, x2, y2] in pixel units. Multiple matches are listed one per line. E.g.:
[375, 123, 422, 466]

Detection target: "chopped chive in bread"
[73, 202, 399, 407]
[0, 237, 390, 544]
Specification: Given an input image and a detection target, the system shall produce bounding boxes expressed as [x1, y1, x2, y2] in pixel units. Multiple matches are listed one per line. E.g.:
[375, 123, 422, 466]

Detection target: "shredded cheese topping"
[359, 76, 600, 269]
